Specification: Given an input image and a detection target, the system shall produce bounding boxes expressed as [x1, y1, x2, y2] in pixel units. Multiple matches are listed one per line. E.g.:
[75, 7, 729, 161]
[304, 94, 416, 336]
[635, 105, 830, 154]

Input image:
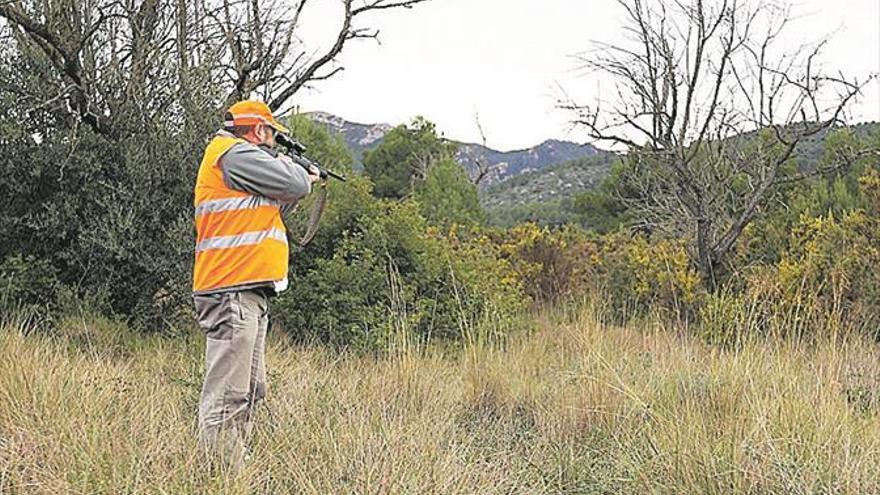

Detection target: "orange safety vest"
[192, 134, 288, 293]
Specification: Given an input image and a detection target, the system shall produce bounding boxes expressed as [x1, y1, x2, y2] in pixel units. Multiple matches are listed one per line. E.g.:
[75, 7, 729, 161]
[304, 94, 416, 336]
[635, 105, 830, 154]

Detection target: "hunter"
[191, 100, 319, 470]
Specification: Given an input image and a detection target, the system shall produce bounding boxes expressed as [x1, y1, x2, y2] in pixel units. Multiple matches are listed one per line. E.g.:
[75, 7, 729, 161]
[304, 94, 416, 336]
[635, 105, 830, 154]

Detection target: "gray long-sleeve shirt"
[193, 131, 312, 297]
[217, 130, 312, 204]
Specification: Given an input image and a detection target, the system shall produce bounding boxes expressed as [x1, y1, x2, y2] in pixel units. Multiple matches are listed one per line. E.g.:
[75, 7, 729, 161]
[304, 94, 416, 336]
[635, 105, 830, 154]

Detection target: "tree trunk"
[696, 216, 718, 293]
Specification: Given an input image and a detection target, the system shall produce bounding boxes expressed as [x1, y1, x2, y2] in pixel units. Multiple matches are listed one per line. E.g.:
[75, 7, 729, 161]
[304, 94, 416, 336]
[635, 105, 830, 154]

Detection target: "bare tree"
[210, 0, 430, 112]
[467, 112, 501, 186]
[0, 0, 431, 140]
[563, 0, 872, 291]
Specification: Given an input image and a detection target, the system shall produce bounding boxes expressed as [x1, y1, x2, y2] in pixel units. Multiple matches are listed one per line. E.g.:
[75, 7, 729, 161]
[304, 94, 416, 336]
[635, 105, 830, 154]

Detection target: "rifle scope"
[276, 133, 347, 182]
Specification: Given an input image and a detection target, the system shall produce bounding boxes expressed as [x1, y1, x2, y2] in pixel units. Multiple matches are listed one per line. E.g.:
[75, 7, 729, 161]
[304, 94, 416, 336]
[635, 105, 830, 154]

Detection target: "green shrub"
[702, 164, 880, 343]
[414, 157, 484, 228]
[595, 233, 703, 321]
[274, 200, 526, 350]
[489, 224, 702, 322]
[0, 117, 208, 330]
[0, 255, 60, 308]
[277, 240, 393, 349]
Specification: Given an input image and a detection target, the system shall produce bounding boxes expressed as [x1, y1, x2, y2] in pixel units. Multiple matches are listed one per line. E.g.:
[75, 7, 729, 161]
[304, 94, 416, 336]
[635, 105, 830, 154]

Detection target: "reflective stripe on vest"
[192, 134, 289, 293]
[194, 196, 280, 217]
[195, 227, 287, 253]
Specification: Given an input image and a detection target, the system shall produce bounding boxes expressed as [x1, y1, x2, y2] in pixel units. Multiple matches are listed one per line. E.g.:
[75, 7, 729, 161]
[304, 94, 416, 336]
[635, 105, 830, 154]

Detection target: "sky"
[289, 0, 880, 152]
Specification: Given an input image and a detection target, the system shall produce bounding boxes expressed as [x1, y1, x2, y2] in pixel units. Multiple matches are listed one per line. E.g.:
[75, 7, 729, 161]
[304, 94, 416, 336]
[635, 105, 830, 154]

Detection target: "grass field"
[2, 307, 880, 494]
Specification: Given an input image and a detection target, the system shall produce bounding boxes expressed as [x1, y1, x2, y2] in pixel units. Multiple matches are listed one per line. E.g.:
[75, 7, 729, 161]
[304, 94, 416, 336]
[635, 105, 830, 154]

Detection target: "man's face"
[256, 123, 276, 147]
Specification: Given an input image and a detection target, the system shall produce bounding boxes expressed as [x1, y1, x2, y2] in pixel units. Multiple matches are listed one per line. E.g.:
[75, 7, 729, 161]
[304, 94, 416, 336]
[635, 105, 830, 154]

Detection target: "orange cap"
[225, 100, 290, 134]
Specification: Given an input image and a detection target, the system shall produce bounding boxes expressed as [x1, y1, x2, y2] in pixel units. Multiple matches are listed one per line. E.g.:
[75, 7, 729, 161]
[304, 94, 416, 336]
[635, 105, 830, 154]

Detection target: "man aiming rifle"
[191, 100, 320, 471]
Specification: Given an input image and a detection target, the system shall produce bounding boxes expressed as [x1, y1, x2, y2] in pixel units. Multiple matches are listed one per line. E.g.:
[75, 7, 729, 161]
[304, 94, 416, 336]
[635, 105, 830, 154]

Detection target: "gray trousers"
[193, 289, 269, 471]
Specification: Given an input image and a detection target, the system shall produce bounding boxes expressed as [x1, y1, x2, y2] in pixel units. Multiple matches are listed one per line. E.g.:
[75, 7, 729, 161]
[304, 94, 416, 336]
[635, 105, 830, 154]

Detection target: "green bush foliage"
[697, 142, 880, 345]
[594, 232, 703, 320]
[275, 200, 526, 349]
[490, 223, 596, 304]
[0, 96, 213, 330]
[414, 157, 484, 228]
[362, 117, 458, 199]
[0, 255, 60, 309]
[699, 209, 880, 346]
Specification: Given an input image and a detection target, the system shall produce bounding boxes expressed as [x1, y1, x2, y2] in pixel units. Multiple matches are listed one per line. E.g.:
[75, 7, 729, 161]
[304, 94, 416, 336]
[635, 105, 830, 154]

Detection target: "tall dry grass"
[2, 306, 880, 494]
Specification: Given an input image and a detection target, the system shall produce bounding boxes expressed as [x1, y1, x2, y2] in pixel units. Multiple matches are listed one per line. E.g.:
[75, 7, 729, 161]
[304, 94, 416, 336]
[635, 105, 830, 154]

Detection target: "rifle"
[268, 133, 346, 247]
[275, 133, 347, 182]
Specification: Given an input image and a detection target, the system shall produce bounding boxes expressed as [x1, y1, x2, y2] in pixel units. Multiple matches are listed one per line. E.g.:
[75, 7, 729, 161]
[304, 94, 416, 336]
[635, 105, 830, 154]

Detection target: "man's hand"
[307, 164, 322, 184]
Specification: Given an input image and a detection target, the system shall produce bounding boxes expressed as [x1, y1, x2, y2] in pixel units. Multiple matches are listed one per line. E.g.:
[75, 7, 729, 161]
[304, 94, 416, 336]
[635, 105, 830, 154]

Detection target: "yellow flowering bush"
[486, 224, 703, 320]
[754, 210, 880, 337]
[594, 233, 703, 320]
[488, 223, 599, 304]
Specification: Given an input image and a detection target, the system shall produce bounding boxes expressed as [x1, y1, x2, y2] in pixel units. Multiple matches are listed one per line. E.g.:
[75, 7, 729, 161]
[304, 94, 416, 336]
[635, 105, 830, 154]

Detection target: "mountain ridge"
[304, 111, 603, 186]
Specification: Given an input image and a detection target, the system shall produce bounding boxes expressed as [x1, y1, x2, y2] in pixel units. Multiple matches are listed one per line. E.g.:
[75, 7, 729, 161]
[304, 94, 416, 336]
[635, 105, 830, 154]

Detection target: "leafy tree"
[414, 158, 484, 228]
[573, 162, 633, 233]
[278, 114, 378, 270]
[286, 115, 356, 176]
[363, 117, 458, 199]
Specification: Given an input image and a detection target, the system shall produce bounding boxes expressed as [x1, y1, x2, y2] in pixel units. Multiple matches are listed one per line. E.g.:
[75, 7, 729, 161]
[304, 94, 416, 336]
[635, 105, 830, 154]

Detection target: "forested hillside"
[480, 152, 618, 226]
[483, 122, 880, 228]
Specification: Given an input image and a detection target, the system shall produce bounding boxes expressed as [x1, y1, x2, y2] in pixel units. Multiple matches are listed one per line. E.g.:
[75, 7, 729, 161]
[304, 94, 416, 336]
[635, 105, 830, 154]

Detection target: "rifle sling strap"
[280, 181, 328, 249]
[298, 181, 327, 247]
